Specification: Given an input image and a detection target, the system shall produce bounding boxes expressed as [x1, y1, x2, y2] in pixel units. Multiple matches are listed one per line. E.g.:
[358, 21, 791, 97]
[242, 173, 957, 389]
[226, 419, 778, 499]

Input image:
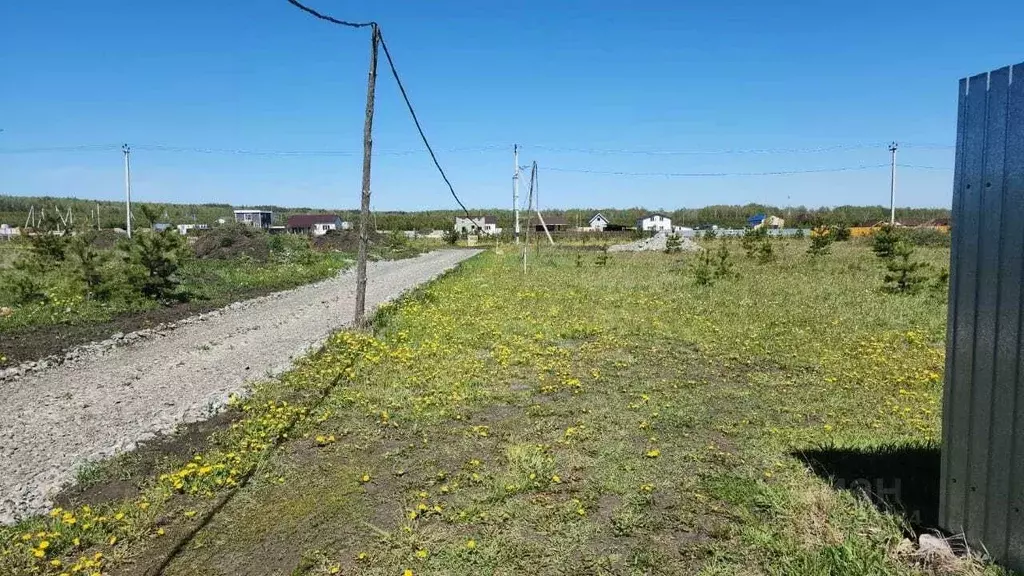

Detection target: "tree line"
[0, 195, 950, 233]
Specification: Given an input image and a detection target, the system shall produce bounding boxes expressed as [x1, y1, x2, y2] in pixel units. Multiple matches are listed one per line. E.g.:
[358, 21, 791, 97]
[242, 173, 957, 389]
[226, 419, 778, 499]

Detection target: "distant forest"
[0, 195, 950, 232]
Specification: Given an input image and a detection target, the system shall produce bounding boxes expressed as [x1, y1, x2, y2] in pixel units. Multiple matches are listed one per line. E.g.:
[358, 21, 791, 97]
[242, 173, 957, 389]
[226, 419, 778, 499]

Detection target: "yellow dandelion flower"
[645, 449, 661, 458]
[466, 539, 476, 549]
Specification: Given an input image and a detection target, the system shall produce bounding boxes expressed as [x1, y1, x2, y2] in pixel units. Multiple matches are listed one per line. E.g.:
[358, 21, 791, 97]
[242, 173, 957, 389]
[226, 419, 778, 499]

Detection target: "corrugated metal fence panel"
[941, 62, 1024, 569]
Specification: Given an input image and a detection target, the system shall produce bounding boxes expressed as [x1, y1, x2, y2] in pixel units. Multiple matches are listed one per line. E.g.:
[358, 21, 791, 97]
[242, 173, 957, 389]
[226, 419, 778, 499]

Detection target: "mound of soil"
[193, 225, 271, 261]
[311, 229, 382, 252]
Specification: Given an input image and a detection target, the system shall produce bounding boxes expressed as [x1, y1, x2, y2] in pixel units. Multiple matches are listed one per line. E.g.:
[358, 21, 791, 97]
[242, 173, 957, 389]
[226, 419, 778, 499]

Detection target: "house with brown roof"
[286, 214, 349, 236]
[535, 215, 569, 232]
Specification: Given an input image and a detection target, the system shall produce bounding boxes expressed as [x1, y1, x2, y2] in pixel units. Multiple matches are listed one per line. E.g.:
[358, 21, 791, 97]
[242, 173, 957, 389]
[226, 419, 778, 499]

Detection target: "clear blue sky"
[1, 1, 1022, 211]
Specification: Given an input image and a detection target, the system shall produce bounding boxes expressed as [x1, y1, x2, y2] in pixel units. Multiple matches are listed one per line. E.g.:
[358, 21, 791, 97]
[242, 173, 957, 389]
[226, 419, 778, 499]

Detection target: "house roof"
[747, 213, 766, 225]
[482, 215, 498, 225]
[589, 213, 608, 224]
[640, 213, 669, 220]
[540, 215, 568, 226]
[287, 214, 341, 228]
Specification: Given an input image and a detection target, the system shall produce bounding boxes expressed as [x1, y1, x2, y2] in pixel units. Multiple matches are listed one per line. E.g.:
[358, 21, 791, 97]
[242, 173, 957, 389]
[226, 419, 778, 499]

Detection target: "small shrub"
[831, 223, 851, 242]
[741, 227, 768, 258]
[807, 226, 833, 257]
[871, 225, 900, 260]
[595, 247, 609, 267]
[693, 249, 715, 287]
[703, 228, 718, 241]
[902, 227, 950, 248]
[121, 230, 190, 300]
[793, 228, 805, 239]
[714, 242, 735, 279]
[575, 251, 583, 268]
[755, 240, 775, 264]
[443, 229, 459, 245]
[883, 241, 929, 294]
[68, 237, 111, 299]
[665, 233, 682, 254]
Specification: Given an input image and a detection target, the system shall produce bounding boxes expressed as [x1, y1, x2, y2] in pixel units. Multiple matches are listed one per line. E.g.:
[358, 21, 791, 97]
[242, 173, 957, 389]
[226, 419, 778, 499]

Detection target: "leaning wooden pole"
[354, 24, 379, 326]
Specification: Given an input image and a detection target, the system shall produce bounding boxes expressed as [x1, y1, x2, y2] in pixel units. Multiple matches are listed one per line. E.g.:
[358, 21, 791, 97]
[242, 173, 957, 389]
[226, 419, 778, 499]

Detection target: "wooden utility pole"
[354, 24, 379, 325]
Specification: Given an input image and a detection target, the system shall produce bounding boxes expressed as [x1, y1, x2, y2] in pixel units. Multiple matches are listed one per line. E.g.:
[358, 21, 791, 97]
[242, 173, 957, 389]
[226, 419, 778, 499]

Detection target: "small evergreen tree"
[831, 223, 852, 242]
[807, 226, 833, 256]
[793, 228, 805, 239]
[68, 237, 111, 299]
[714, 242, 735, 279]
[883, 241, 929, 294]
[872, 224, 900, 260]
[755, 239, 775, 264]
[703, 228, 718, 241]
[741, 227, 767, 258]
[693, 249, 714, 286]
[665, 233, 682, 254]
[120, 229, 190, 300]
[595, 246, 609, 267]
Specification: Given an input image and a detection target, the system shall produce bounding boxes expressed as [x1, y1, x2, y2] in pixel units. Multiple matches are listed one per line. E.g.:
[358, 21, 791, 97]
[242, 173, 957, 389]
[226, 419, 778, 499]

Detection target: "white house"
[454, 216, 502, 236]
[286, 214, 348, 236]
[588, 213, 610, 231]
[176, 223, 209, 236]
[637, 213, 673, 232]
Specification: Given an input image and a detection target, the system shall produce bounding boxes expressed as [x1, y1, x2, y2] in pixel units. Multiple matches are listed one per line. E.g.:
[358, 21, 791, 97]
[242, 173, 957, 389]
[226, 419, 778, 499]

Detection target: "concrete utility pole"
[888, 141, 898, 225]
[123, 144, 133, 238]
[354, 24, 379, 326]
[513, 144, 520, 244]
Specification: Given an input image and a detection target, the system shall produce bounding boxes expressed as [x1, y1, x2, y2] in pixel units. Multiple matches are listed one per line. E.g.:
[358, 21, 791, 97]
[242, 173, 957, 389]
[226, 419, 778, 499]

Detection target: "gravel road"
[0, 249, 480, 524]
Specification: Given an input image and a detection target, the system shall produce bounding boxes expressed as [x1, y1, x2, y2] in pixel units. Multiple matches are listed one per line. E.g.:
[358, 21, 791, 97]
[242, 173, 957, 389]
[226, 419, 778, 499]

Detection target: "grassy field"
[3, 238, 1003, 576]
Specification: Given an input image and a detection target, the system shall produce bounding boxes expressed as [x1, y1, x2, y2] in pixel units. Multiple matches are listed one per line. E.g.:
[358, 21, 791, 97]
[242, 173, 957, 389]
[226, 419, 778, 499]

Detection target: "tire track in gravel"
[0, 249, 481, 524]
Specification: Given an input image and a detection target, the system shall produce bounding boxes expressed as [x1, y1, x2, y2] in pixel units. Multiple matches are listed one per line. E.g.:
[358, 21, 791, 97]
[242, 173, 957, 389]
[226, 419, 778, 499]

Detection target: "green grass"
[2, 239, 1008, 576]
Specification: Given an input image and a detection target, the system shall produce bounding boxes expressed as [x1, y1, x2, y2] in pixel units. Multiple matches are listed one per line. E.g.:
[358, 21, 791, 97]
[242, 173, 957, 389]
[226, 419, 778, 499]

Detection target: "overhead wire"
[542, 164, 894, 178]
[377, 30, 472, 219]
[283, 0, 374, 28]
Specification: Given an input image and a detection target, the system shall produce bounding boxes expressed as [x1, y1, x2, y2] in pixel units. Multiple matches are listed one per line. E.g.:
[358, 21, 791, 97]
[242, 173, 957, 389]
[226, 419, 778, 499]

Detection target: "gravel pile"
[607, 231, 701, 253]
[0, 250, 480, 524]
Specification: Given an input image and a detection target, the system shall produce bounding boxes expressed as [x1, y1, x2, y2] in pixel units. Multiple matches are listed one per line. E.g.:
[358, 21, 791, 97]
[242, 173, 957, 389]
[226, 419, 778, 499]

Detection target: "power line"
[543, 164, 893, 177]
[283, 0, 374, 28]
[377, 30, 472, 219]
[524, 143, 888, 156]
[0, 143, 506, 156]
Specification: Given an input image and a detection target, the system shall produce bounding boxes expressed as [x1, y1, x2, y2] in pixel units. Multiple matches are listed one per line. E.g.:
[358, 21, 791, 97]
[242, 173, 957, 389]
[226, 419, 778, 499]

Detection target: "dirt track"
[0, 249, 480, 524]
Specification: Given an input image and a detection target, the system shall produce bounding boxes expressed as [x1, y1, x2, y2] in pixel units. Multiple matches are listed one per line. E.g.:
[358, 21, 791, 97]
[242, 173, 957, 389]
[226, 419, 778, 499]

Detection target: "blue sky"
[1, 1, 1022, 211]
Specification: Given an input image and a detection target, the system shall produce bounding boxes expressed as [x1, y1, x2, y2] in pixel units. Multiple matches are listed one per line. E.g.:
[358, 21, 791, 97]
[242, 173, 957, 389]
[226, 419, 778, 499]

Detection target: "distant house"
[535, 215, 569, 232]
[287, 214, 348, 236]
[152, 223, 172, 232]
[588, 213, 610, 231]
[176, 223, 209, 236]
[637, 213, 672, 232]
[0, 224, 19, 240]
[234, 209, 273, 230]
[454, 216, 501, 236]
[748, 214, 784, 230]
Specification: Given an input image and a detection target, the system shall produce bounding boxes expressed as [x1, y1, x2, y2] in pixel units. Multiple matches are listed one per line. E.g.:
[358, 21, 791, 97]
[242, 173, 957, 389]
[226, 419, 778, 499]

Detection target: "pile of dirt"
[193, 225, 270, 261]
[311, 229, 383, 252]
[607, 231, 701, 253]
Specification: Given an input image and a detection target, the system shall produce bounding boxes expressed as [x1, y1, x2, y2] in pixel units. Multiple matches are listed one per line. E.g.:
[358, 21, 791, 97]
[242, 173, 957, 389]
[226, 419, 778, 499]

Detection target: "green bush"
[871, 225, 900, 260]
[807, 226, 833, 257]
[883, 241, 929, 294]
[714, 242, 735, 279]
[665, 233, 682, 254]
[120, 230, 190, 300]
[831, 223, 852, 242]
